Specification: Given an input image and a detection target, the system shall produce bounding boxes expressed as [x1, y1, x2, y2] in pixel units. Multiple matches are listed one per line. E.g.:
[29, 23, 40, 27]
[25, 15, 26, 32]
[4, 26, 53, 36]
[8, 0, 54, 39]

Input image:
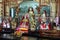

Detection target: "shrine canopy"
[18, 1, 50, 16]
[19, 1, 39, 15]
[40, 6, 50, 17]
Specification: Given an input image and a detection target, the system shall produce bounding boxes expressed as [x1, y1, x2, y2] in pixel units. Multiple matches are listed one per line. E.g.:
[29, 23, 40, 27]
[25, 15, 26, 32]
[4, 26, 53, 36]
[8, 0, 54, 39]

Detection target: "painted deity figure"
[2, 18, 10, 28]
[20, 15, 29, 29]
[54, 16, 59, 26]
[6, 20, 10, 28]
[41, 10, 47, 22]
[28, 7, 36, 31]
[54, 16, 60, 30]
[16, 14, 29, 33]
[40, 10, 51, 30]
[14, 15, 29, 37]
[2, 19, 6, 28]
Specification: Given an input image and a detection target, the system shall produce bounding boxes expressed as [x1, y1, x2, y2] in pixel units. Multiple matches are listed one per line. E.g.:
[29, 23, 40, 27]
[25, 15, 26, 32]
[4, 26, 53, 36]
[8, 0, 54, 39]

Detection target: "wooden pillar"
[56, 0, 60, 16]
[2, 0, 5, 17]
[50, 0, 56, 20]
[0, 2, 2, 17]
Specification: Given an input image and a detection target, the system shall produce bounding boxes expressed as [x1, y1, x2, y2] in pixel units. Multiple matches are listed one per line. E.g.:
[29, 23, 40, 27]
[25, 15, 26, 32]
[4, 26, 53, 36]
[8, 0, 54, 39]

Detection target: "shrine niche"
[15, 1, 50, 30]
[18, 1, 50, 16]
[19, 1, 39, 14]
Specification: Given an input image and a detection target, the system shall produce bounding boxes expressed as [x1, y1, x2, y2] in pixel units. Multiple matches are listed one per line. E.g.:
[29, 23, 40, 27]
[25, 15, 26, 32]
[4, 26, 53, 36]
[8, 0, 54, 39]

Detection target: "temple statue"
[39, 10, 51, 30]
[2, 18, 11, 28]
[20, 15, 29, 29]
[2, 19, 6, 28]
[28, 7, 36, 31]
[41, 10, 46, 22]
[14, 15, 29, 37]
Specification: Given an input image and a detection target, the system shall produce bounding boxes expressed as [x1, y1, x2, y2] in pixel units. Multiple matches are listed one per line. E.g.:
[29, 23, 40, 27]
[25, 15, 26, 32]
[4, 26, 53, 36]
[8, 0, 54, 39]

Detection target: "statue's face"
[50, 18, 53, 22]
[41, 21, 43, 24]
[29, 8, 32, 11]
